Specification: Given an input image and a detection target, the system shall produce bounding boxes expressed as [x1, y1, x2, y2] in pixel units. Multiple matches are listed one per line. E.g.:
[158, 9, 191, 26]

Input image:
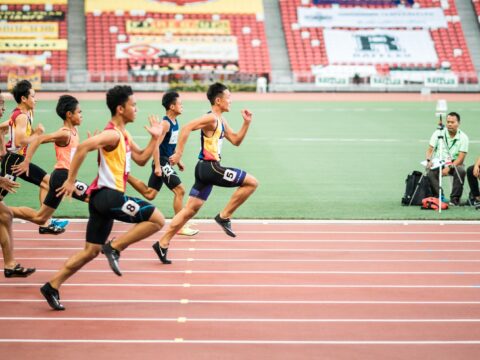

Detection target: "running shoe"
[102, 241, 122, 276]
[177, 225, 199, 236]
[214, 214, 236, 238]
[40, 282, 65, 311]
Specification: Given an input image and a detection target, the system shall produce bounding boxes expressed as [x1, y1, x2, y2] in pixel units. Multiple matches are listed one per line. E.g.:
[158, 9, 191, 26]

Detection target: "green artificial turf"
[3, 97, 480, 219]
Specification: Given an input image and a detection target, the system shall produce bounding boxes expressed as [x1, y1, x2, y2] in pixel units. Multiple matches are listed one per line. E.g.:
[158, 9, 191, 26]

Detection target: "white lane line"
[0, 284, 478, 289]
[14, 247, 480, 252]
[31, 269, 480, 275]
[13, 258, 480, 263]
[14, 238, 480, 243]
[13, 219, 480, 224]
[1, 299, 480, 305]
[0, 339, 479, 344]
[13, 230, 480, 234]
[0, 317, 479, 323]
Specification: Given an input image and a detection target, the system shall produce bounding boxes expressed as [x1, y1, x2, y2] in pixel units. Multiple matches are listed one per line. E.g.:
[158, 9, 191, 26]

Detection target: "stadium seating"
[0, 2, 68, 83]
[280, 0, 477, 84]
[473, 0, 480, 23]
[85, 11, 270, 82]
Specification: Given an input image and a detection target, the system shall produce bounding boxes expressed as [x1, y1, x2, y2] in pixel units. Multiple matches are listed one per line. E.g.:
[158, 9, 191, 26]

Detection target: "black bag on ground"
[401, 171, 432, 206]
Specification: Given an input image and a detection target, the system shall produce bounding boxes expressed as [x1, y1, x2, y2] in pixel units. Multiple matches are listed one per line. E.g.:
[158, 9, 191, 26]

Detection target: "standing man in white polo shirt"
[425, 111, 468, 206]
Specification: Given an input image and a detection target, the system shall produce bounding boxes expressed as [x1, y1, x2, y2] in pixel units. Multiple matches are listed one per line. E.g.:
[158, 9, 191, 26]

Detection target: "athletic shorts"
[147, 156, 181, 192]
[189, 160, 247, 201]
[86, 187, 156, 245]
[43, 169, 88, 209]
[0, 152, 47, 199]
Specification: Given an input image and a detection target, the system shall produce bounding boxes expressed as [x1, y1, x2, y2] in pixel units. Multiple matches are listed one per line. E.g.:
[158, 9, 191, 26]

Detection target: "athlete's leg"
[159, 196, 204, 248]
[49, 242, 102, 290]
[10, 204, 55, 225]
[128, 174, 158, 201]
[110, 208, 165, 252]
[171, 184, 185, 214]
[220, 174, 258, 219]
[0, 202, 15, 268]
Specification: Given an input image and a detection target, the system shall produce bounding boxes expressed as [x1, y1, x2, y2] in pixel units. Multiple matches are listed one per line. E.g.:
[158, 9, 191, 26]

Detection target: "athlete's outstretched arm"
[11, 129, 70, 177]
[130, 115, 163, 166]
[56, 130, 120, 198]
[169, 114, 216, 165]
[223, 109, 252, 146]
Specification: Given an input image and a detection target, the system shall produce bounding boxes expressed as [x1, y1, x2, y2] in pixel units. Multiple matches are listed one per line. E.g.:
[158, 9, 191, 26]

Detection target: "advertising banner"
[0, 53, 48, 67]
[297, 7, 447, 28]
[0, 22, 58, 38]
[116, 35, 238, 61]
[126, 19, 231, 35]
[0, 10, 65, 21]
[323, 29, 438, 65]
[315, 75, 350, 87]
[7, 71, 42, 91]
[0, 39, 67, 51]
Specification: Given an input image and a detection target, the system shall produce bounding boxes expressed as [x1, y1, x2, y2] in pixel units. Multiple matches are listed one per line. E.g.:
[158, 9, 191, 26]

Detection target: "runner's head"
[106, 85, 136, 123]
[207, 83, 231, 112]
[162, 91, 182, 115]
[56, 95, 82, 126]
[12, 80, 35, 110]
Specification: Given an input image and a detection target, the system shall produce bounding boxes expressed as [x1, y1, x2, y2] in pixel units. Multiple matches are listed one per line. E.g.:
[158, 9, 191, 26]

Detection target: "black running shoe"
[102, 241, 122, 276]
[4, 264, 36, 278]
[39, 224, 65, 235]
[40, 282, 65, 311]
[152, 242, 172, 264]
[214, 214, 236, 237]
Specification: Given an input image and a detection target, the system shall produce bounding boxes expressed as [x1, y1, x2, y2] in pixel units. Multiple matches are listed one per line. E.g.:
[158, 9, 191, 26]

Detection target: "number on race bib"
[74, 181, 88, 196]
[162, 164, 174, 177]
[223, 169, 237, 182]
[121, 200, 140, 216]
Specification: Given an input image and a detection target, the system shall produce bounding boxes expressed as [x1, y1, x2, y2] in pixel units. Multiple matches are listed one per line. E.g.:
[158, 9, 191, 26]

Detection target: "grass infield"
[3, 98, 480, 219]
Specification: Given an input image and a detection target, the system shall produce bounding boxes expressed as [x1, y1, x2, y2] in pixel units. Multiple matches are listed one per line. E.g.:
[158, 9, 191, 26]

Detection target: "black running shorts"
[43, 169, 88, 209]
[189, 160, 247, 201]
[86, 187, 156, 245]
[147, 156, 182, 192]
[0, 152, 47, 199]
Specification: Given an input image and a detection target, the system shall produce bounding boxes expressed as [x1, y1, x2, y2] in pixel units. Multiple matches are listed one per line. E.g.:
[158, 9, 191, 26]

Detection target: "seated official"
[466, 157, 480, 206]
[425, 112, 468, 206]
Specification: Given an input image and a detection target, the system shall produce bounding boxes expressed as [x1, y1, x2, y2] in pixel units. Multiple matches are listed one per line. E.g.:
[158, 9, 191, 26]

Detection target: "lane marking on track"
[14, 238, 480, 243]
[0, 317, 479, 323]
[1, 339, 480, 344]
[30, 269, 480, 275]
[13, 257, 480, 263]
[13, 247, 480, 252]
[1, 299, 480, 305]
[13, 230, 480, 234]
[0, 283, 478, 289]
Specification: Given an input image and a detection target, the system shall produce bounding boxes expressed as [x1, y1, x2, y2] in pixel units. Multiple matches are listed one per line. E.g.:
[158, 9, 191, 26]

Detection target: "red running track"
[1, 221, 480, 359]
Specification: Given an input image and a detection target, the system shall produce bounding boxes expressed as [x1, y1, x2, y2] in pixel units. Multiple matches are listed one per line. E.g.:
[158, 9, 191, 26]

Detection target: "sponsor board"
[126, 19, 231, 35]
[0, 39, 67, 51]
[369, 76, 405, 87]
[315, 75, 350, 87]
[7, 71, 42, 91]
[0, 53, 48, 67]
[424, 74, 458, 87]
[0, 10, 65, 21]
[0, 22, 58, 38]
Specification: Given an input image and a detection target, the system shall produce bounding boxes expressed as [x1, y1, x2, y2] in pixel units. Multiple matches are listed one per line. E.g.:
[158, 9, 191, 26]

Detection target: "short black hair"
[447, 112, 460, 122]
[56, 95, 79, 120]
[12, 80, 32, 104]
[206, 82, 228, 105]
[162, 91, 179, 111]
[106, 85, 133, 116]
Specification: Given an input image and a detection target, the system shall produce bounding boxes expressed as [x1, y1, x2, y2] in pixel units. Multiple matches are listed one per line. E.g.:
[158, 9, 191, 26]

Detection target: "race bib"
[74, 181, 88, 196]
[5, 174, 15, 181]
[162, 163, 174, 177]
[121, 199, 140, 216]
[223, 169, 237, 182]
[125, 151, 131, 173]
[169, 130, 178, 144]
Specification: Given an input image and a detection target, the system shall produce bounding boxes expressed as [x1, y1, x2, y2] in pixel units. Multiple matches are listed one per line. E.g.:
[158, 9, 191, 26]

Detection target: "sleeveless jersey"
[54, 127, 79, 170]
[198, 115, 224, 161]
[88, 122, 132, 194]
[6, 108, 33, 156]
[159, 116, 179, 158]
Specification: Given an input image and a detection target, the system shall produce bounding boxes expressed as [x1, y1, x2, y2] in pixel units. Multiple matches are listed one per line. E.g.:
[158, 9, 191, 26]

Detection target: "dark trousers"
[466, 165, 480, 198]
[427, 165, 466, 199]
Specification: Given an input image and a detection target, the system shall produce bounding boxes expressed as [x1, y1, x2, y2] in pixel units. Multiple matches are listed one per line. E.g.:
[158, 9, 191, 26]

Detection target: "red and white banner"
[116, 35, 239, 61]
[324, 29, 438, 65]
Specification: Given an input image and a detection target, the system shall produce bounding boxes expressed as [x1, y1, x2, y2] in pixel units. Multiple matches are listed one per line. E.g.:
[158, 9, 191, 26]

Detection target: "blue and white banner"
[324, 29, 438, 64]
[297, 7, 448, 29]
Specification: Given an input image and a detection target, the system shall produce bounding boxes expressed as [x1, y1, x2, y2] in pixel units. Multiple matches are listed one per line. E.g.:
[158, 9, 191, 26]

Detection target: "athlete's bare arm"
[169, 113, 217, 166]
